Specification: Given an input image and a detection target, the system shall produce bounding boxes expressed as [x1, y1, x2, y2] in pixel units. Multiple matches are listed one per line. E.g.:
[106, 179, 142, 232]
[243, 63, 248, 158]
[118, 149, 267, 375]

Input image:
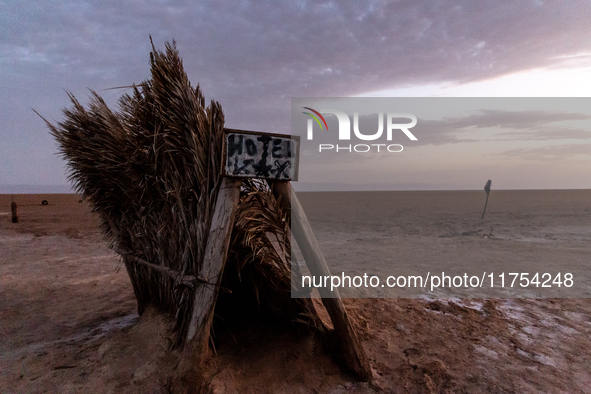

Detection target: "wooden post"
[269, 181, 373, 382]
[481, 179, 492, 220]
[184, 177, 242, 363]
[11, 202, 18, 223]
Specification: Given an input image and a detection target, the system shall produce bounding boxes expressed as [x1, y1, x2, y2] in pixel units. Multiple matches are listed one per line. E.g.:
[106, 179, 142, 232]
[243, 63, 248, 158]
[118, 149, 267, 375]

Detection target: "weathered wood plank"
[184, 177, 242, 362]
[269, 181, 373, 382]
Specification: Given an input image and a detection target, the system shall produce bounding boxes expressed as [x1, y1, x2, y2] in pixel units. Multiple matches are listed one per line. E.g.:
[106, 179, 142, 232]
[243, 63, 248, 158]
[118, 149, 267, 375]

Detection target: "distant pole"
[481, 180, 492, 220]
[11, 201, 18, 223]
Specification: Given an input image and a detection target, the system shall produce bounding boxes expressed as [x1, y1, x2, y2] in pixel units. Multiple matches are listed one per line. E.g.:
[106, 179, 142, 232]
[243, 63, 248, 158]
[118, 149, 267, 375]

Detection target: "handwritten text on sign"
[223, 131, 299, 180]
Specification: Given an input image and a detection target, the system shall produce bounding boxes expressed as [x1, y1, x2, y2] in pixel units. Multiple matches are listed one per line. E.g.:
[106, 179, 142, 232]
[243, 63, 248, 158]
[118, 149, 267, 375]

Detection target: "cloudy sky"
[2, 0, 591, 191]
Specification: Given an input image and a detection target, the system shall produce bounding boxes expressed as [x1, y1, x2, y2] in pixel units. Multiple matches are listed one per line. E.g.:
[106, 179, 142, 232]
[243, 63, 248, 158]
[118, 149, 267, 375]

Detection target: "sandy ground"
[1, 192, 591, 393]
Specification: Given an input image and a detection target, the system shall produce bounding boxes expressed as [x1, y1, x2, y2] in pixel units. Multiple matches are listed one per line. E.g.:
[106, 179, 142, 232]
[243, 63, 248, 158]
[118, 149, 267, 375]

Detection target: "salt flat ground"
[297, 190, 591, 298]
[1, 191, 590, 393]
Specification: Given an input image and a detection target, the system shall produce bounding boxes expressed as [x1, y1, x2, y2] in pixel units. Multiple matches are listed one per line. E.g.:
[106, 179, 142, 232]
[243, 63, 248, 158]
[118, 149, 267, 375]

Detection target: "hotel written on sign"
[222, 129, 300, 181]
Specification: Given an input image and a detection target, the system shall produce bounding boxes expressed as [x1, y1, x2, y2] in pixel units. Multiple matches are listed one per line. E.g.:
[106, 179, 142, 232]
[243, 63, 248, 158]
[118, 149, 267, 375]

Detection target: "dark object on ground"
[41, 200, 48, 206]
[11, 202, 18, 223]
[481, 180, 492, 219]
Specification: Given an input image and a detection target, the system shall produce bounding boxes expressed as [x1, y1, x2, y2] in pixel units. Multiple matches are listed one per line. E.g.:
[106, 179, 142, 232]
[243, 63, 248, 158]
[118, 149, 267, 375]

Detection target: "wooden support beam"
[269, 181, 373, 382]
[126, 255, 198, 286]
[184, 177, 242, 363]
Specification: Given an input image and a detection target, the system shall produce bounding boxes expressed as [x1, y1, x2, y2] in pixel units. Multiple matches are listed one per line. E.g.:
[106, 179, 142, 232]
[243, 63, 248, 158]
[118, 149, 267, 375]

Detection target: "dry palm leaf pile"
[42, 41, 321, 347]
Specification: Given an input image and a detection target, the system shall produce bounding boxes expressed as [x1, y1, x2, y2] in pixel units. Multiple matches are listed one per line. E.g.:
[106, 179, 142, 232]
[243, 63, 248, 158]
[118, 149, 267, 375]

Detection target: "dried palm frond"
[43, 40, 225, 345]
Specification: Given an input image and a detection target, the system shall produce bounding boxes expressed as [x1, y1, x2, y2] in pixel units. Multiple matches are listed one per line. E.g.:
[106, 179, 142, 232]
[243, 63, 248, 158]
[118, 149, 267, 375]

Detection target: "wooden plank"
[222, 128, 300, 181]
[184, 177, 242, 363]
[269, 181, 373, 382]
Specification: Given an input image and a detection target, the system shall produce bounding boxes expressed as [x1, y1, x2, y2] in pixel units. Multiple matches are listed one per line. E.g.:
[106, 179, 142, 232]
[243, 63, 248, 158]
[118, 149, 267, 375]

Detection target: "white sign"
[222, 129, 299, 181]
